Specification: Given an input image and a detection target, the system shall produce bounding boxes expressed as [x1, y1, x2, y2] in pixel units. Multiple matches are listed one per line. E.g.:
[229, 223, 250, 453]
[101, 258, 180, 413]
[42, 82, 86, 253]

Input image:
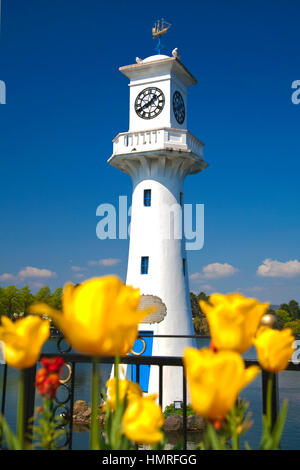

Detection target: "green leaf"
[206, 423, 226, 450]
[0, 415, 22, 450]
[244, 441, 252, 450]
[259, 415, 273, 450]
[270, 399, 288, 450]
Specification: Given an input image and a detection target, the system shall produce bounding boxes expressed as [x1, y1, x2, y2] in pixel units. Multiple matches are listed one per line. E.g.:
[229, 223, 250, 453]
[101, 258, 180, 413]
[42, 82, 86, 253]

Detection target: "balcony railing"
[112, 128, 204, 159]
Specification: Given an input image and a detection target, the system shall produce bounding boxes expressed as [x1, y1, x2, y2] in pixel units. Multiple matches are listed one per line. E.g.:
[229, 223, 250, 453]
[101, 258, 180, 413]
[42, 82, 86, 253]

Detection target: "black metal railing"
[0, 334, 299, 450]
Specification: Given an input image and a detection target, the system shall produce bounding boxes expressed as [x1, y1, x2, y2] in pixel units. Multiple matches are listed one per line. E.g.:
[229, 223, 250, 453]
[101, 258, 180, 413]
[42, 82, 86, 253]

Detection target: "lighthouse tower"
[108, 51, 207, 408]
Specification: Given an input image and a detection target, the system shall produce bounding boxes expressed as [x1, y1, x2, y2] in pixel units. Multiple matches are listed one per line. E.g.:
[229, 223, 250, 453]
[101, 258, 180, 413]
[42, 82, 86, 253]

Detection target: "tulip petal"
[122, 394, 164, 445]
[184, 347, 260, 420]
[253, 327, 295, 372]
[0, 316, 49, 369]
[29, 303, 62, 323]
[200, 293, 269, 353]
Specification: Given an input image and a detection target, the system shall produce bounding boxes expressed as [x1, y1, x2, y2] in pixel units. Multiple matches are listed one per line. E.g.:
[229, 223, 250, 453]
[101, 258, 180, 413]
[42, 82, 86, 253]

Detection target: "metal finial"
[260, 313, 277, 329]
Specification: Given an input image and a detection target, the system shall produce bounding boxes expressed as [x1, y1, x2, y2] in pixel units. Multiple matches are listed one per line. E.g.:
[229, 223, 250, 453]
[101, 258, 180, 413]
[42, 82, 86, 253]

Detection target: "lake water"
[0, 337, 299, 450]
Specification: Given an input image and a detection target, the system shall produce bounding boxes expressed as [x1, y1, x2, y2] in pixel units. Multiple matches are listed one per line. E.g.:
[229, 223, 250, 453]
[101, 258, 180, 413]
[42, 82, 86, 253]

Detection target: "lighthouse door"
[127, 331, 153, 392]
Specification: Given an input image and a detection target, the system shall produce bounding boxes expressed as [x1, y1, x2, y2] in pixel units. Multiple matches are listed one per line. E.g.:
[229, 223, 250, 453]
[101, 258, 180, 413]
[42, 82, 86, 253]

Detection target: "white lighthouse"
[108, 48, 207, 408]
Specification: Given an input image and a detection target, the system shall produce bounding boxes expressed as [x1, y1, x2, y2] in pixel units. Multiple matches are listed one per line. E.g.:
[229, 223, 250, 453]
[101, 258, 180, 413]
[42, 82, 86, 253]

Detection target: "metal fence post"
[23, 364, 37, 445]
[1, 364, 7, 417]
[182, 367, 187, 450]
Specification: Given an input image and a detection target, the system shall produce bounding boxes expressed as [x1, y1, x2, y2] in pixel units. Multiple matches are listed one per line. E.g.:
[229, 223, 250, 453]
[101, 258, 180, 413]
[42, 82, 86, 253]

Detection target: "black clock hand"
[138, 95, 156, 112]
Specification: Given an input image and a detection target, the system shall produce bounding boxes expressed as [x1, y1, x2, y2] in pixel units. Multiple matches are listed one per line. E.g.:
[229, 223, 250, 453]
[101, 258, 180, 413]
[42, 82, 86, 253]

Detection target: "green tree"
[49, 287, 63, 310]
[18, 286, 34, 316]
[287, 300, 300, 320]
[190, 292, 200, 318]
[1, 286, 22, 318]
[275, 309, 293, 330]
[284, 319, 300, 336]
[198, 291, 209, 303]
[279, 300, 300, 320]
[0, 286, 5, 314]
[190, 291, 210, 335]
[34, 286, 51, 304]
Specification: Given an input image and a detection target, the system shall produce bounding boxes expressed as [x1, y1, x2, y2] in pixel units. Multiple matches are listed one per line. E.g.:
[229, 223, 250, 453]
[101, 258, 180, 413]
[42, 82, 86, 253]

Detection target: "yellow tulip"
[253, 326, 295, 373]
[199, 293, 269, 353]
[122, 394, 164, 445]
[105, 378, 143, 410]
[0, 315, 50, 369]
[29, 276, 152, 356]
[183, 347, 260, 421]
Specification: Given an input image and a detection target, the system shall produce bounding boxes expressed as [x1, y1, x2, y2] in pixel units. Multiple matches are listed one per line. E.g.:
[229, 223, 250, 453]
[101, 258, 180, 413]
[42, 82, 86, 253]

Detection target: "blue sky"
[0, 0, 299, 304]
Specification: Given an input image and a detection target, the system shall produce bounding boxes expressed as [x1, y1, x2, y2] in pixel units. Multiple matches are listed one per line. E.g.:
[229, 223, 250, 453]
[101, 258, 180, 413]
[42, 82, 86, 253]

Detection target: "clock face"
[135, 87, 165, 119]
[173, 91, 185, 125]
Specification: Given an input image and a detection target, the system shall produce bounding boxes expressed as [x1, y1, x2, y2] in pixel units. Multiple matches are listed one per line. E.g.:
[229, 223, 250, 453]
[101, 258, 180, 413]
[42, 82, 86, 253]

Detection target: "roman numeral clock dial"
[134, 87, 165, 119]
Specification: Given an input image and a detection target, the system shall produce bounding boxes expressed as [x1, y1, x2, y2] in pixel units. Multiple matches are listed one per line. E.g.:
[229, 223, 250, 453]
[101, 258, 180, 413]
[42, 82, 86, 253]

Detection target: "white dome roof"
[142, 54, 170, 63]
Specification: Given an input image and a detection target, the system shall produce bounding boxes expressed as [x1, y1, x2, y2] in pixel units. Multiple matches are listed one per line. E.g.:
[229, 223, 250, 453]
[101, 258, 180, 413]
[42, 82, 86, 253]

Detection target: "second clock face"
[173, 91, 185, 124]
[135, 87, 165, 119]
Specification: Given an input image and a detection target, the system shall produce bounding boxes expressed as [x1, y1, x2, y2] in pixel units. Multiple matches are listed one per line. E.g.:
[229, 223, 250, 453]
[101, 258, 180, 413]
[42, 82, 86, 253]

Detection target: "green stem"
[266, 372, 274, 431]
[110, 355, 122, 450]
[17, 369, 25, 450]
[231, 411, 239, 450]
[205, 422, 224, 450]
[90, 358, 100, 450]
[114, 355, 120, 408]
[225, 405, 240, 450]
[41, 397, 52, 450]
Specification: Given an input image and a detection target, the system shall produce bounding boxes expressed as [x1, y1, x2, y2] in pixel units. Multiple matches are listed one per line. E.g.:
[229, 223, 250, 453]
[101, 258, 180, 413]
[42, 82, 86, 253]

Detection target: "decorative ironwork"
[57, 336, 72, 354]
[59, 363, 72, 385]
[130, 337, 146, 356]
[53, 336, 74, 448]
[53, 361, 75, 449]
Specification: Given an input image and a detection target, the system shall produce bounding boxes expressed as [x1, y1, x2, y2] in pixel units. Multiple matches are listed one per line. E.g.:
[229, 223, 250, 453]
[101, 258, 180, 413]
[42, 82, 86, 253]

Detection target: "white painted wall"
[128, 76, 188, 132]
[125, 158, 197, 407]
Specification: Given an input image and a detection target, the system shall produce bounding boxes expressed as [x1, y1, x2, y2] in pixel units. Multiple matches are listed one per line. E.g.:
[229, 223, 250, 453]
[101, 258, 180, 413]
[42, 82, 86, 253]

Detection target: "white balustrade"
[112, 128, 203, 158]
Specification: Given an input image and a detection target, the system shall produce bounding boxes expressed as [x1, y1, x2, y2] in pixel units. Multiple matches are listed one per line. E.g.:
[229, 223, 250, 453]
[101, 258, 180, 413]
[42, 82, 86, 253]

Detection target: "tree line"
[0, 285, 299, 336]
[0, 285, 62, 319]
[190, 292, 300, 336]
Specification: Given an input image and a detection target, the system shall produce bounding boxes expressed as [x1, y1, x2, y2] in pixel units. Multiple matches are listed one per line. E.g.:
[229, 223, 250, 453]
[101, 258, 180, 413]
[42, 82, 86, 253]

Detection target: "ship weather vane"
[152, 18, 171, 55]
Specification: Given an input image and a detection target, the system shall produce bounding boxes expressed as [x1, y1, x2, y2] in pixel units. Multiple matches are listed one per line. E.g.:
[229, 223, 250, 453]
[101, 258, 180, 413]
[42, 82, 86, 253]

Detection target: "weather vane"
[152, 18, 171, 55]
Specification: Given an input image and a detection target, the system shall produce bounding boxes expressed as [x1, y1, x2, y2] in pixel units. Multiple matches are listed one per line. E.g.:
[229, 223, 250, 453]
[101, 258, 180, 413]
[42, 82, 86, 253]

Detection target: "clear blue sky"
[0, 0, 299, 305]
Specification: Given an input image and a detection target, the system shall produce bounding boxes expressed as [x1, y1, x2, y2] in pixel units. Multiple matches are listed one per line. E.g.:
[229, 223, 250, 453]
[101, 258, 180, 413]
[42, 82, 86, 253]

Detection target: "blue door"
[127, 331, 153, 392]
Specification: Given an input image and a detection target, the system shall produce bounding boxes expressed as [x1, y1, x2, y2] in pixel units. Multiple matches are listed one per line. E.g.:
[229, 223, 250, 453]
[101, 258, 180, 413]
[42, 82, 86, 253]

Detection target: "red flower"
[35, 356, 65, 399]
[40, 357, 65, 373]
